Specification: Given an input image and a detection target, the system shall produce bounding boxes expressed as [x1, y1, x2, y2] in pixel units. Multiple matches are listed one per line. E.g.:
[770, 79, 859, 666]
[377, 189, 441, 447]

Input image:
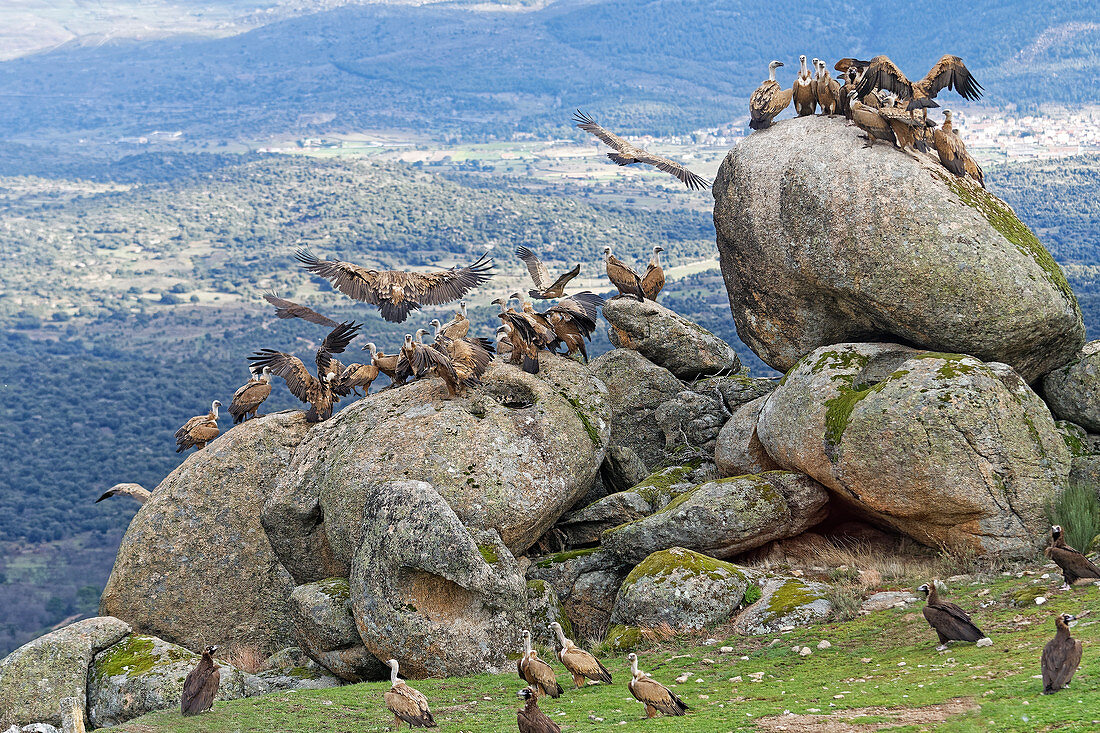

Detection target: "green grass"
[105, 574, 1100, 732]
[1047, 482, 1100, 553]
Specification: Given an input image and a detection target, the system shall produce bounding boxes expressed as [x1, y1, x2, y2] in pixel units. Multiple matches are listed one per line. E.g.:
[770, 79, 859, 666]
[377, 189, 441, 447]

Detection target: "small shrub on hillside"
[1047, 481, 1100, 554]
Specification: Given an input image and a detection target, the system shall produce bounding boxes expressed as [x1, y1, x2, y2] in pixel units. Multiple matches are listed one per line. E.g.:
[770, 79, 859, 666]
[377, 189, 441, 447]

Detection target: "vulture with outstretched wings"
[856, 55, 983, 113]
[516, 246, 581, 300]
[573, 111, 710, 190]
[263, 291, 339, 328]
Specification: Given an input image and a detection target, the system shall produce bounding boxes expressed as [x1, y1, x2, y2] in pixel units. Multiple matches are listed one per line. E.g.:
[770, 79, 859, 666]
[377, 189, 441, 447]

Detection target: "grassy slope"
[109, 574, 1100, 732]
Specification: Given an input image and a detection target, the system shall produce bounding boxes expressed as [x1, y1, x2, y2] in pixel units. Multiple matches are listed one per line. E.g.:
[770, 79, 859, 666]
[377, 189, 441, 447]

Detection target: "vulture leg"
[572, 673, 585, 689]
[646, 705, 658, 718]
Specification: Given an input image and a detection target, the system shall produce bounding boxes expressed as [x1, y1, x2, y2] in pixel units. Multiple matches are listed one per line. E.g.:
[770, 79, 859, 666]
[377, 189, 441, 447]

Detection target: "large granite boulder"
[692, 374, 777, 413]
[0, 617, 130, 727]
[601, 472, 830, 565]
[265, 357, 608, 579]
[525, 580, 573, 648]
[289, 578, 388, 682]
[732, 577, 832, 635]
[1041, 341, 1100, 432]
[604, 298, 741, 378]
[350, 480, 527, 678]
[713, 115, 1084, 383]
[101, 411, 309, 654]
[655, 390, 728, 454]
[758, 343, 1072, 557]
[714, 395, 782, 477]
[527, 548, 631, 642]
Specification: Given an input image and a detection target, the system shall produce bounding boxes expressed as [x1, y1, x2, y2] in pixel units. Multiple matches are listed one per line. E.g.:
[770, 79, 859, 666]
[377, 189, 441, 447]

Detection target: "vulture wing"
[856, 55, 913, 100]
[573, 110, 630, 151]
[834, 57, 872, 72]
[1050, 546, 1100, 582]
[525, 655, 563, 698]
[630, 676, 689, 716]
[562, 647, 612, 683]
[95, 483, 150, 504]
[228, 381, 271, 422]
[263, 292, 339, 328]
[546, 292, 603, 335]
[927, 601, 985, 641]
[249, 350, 320, 405]
[181, 661, 219, 715]
[518, 700, 561, 733]
[516, 246, 552, 290]
[385, 683, 436, 728]
[641, 262, 665, 300]
[606, 256, 645, 300]
[918, 55, 983, 102]
[295, 249, 381, 303]
[1043, 636, 1083, 692]
[631, 150, 711, 190]
[403, 252, 495, 307]
[544, 263, 582, 296]
[413, 343, 460, 384]
[316, 321, 362, 379]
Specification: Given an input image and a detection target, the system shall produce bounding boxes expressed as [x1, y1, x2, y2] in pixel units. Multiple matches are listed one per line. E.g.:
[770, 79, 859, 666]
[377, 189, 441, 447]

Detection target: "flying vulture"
[95, 482, 151, 505]
[750, 61, 793, 130]
[549, 622, 611, 688]
[228, 366, 273, 424]
[856, 54, 983, 117]
[517, 629, 563, 699]
[262, 291, 339, 328]
[627, 652, 689, 718]
[181, 645, 221, 716]
[573, 111, 710, 190]
[918, 581, 988, 650]
[296, 248, 494, 323]
[793, 55, 816, 116]
[641, 245, 665, 301]
[1045, 524, 1100, 588]
[542, 292, 604, 362]
[248, 321, 361, 422]
[516, 246, 582, 300]
[517, 687, 561, 733]
[603, 246, 645, 301]
[934, 110, 984, 187]
[493, 297, 541, 374]
[1042, 613, 1082, 694]
[175, 400, 221, 453]
[383, 659, 436, 729]
[815, 59, 840, 115]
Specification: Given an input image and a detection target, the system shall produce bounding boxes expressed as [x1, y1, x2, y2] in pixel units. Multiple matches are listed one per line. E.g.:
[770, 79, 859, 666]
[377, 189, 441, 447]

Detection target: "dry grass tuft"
[219, 643, 270, 674]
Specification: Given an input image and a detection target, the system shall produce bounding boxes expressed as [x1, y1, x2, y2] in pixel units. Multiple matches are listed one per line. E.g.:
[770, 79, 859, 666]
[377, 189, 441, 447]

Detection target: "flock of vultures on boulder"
[95, 57, 1095, 730]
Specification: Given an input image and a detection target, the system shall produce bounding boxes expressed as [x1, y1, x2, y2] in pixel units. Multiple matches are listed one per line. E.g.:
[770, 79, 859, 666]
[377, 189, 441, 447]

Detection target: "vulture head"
[509, 292, 525, 305]
[602, 245, 613, 260]
[917, 583, 931, 596]
[210, 399, 222, 416]
[259, 366, 272, 383]
[799, 54, 806, 65]
[414, 328, 429, 344]
[654, 245, 664, 254]
[517, 687, 536, 701]
[430, 319, 442, 334]
[1051, 525, 1063, 541]
[770, 60, 784, 69]
[403, 334, 414, 348]
[362, 341, 377, 355]
[944, 109, 954, 125]
[203, 645, 217, 656]
[1061, 613, 1077, 624]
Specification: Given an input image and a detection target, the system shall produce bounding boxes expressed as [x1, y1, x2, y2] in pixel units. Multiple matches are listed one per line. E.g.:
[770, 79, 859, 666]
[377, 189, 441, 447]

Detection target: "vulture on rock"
[749, 61, 793, 130]
[627, 652, 689, 718]
[493, 297, 541, 374]
[228, 366, 272, 424]
[918, 581, 988, 650]
[361, 342, 411, 388]
[793, 55, 816, 116]
[95, 483, 151, 505]
[517, 687, 560, 733]
[1042, 613, 1082, 694]
[543, 292, 604, 362]
[384, 659, 436, 729]
[263, 291, 339, 328]
[439, 301, 471, 340]
[815, 59, 841, 115]
[603, 246, 645, 301]
[430, 320, 494, 392]
[856, 54, 983, 118]
[1045, 524, 1100, 588]
[516, 247, 581, 300]
[934, 110, 984, 187]
[573, 111, 710, 190]
[518, 629, 563, 699]
[549, 622, 611, 688]
[406, 330, 461, 396]
[641, 245, 665, 301]
[175, 400, 221, 453]
[335, 361, 379, 397]
[181, 645, 221, 716]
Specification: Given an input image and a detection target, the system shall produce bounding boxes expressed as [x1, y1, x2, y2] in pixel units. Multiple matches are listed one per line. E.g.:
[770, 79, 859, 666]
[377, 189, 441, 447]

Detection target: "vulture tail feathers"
[607, 152, 634, 166]
[378, 299, 421, 323]
[522, 354, 540, 374]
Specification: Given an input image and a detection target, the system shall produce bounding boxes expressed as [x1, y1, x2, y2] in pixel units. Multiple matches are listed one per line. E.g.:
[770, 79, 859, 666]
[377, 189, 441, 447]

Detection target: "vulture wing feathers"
[385, 683, 436, 728]
[631, 150, 711, 190]
[856, 55, 912, 101]
[95, 483, 150, 504]
[263, 291, 339, 328]
[630, 675, 689, 716]
[181, 654, 220, 716]
[316, 321, 361, 379]
[249, 350, 318, 405]
[516, 246, 552, 290]
[917, 55, 984, 102]
[573, 110, 631, 151]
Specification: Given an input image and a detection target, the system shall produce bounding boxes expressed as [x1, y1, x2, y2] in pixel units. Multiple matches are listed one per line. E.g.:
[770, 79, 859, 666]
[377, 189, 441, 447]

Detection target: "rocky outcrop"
[598, 445, 650, 495]
[604, 297, 741, 378]
[525, 580, 572, 648]
[714, 395, 781, 477]
[733, 577, 832, 635]
[601, 472, 830, 564]
[527, 549, 631, 641]
[693, 374, 777, 413]
[0, 617, 130, 728]
[100, 411, 309, 654]
[1041, 341, 1100, 431]
[555, 490, 652, 547]
[758, 343, 1071, 557]
[713, 115, 1084, 383]
[655, 390, 728, 454]
[289, 578, 387, 682]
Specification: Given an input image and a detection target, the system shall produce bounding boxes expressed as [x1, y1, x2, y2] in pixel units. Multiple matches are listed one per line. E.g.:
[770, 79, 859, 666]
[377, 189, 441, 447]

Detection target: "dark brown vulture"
[627, 652, 688, 718]
[750, 61, 793, 130]
[493, 297, 541, 374]
[834, 57, 872, 75]
[549, 622, 611, 688]
[918, 581, 988, 650]
[838, 66, 860, 118]
[543, 292, 603, 362]
[793, 55, 816, 116]
[875, 97, 937, 156]
[641, 245, 665, 301]
[1045, 524, 1100, 588]
[513, 293, 558, 348]
[439, 301, 470, 340]
[430, 320, 495, 392]
[406, 330, 461, 397]
[262, 291, 339, 328]
[517, 687, 560, 733]
[856, 54, 983, 117]
[602, 246, 645, 301]
[518, 629, 563, 699]
[573, 111, 710, 190]
[1042, 613, 1082, 694]
[384, 659, 436, 729]
[296, 248, 494, 323]
[228, 366, 273, 424]
[181, 645, 221, 716]
[95, 482, 151, 505]
[361, 342, 411, 388]
[335, 362, 379, 397]
[814, 59, 840, 115]
[248, 321, 361, 422]
[516, 246, 581, 300]
[175, 400, 221, 453]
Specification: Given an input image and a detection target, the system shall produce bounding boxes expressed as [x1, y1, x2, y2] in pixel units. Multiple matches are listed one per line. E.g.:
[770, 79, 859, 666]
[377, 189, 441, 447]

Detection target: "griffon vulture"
[815, 59, 840, 115]
[383, 659, 436, 729]
[430, 320, 495, 391]
[439, 301, 470, 340]
[641, 245, 665, 301]
[918, 581, 988, 650]
[750, 61, 793, 130]
[1045, 524, 1100, 588]
[848, 91, 897, 148]
[856, 54, 983, 117]
[543, 292, 604, 362]
[1042, 613, 1082, 694]
[517, 687, 561, 733]
[493, 297, 541, 374]
[95, 483, 151, 505]
[549, 622, 611, 688]
[518, 629, 563, 699]
[181, 645, 221, 716]
[573, 111, 710, 190]
[263, 291, 339, 328]
[175, 400, 220, 453]
[793, 55, 816, 116]
[602, 246, 645, 301]
[228, 366, 272, 424]
[335, 362, 379, 397]
[406, 330, 461, 396]
[627, 652, 689, 718]
[935, 110, 984, 187]
[516, 246, 582, 300]
[361, 342, 411, 388]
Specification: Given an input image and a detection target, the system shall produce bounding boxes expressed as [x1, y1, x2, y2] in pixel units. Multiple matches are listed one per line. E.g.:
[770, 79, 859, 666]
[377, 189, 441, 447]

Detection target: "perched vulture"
[383, 659, 436, 729]
[406, 330, 461, 397]
[175, 400, 221, 453]
[512, 293, 558, 348]
[627, 652, 688, 718]
[549, 622, 611, 688]
[1042, 613, 1082, 694]
[934, 110, 984, 187]
[838, 66, 860, 118]
[603, 246, 645, 301]
[875, 97, 937, 156]
[493, 297, 541, 374]
[95, 482, 151, 505]
[749, 61, 793, 130]
[249, 321, 361, 422]
[517, 687, 560, 733]
[918, 581, 988, 649]
[518, 629, 563, 699]
[335, 362, 379, 397]
[439, 301, 470, 340]
[361, 342, 411, 388]
[181, 645, 221, 716]
[573, 111, 710, 190]
[495, 325, 514, 363]
[430, 320, 494, 391]
[543, 292, 604, 362]
[641, 245, 665, 301]
[848, 91, 897, 148]
[834, 57, 872, 75]
[262, 291, 339, 328]
[815, 59, 841, 115]
[296, 248, 494, 323]
[793, 55, 816, 116]
[228, 366, 272, 424]
[856, 54, 983, 116]
[516, 246, 581, 300]
[1045, 524, 1100, 588]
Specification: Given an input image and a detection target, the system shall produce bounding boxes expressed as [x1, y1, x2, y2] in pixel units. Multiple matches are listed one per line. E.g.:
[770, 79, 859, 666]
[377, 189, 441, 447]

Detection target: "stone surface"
[601, 471, 830, 565]
[757, 343, 1072, 557]
[590, 349, 685, 471]
[525, 580, 573, 649]
[1071, 455, 1100, 490]
[692, 374, 778, 413]
[604, 297, 741, 378]
[101, 411, 309, 654]
[732, 577, 832, 635]
[655, 391, 728, 454]
[556, 490, 653, 547]
[598, 445, 650, 495]
[1042, 341, 1100, 431]
[0, 617, 130, 727]
[527, 548, 631, 642]
[713, 115, 1084, 383]
[350, 480, 527, 678]
[289, 578, 388, 682]
[714, 395, 782, 477]
[609, 547, 753, 631]
[860, 591, 918, 614]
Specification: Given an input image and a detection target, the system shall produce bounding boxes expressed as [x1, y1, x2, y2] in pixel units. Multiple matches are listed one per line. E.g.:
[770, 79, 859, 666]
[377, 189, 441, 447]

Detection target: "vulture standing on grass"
[296, 248, 494, 323]
[95, 483, 151, 505]
[383, 659, 436, 729]
[439, 301, 470, 340]
[249, 321, 361, 422]
[918, 581, 988, 650]
[549, 622, 611, 688]
[516, 246, 581, 300]
[175, 400, 221, 453]
[517, 629, 563, 699]
[1045, 524, 1100, 588]
[572, 111, 710, 190]
[1042, 613, 1082, 694]
[361, 342, 410, 388]
[935, 110, 984, 187]
[263, 292, 339, 328]
[335, 361, 379, 397]
[856, 54, 983, 118]
[815, 59, 841, 115]
[627, 652, 689, 718]
[493, 297, 542, 374]
[641, 245, 665, 301]
[543, 292, 604, 362]
[228, 366, 273, 424]
[517, 687, 560, 733]
[793, 55, 816, 116]
[602, 246, 645, 301]
[749, 61, 793, 130]
[181, 645, 220, 716]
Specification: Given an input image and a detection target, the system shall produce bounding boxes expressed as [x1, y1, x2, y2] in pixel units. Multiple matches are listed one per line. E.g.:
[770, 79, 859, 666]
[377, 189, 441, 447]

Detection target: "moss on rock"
[604, 624, 644, 651]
